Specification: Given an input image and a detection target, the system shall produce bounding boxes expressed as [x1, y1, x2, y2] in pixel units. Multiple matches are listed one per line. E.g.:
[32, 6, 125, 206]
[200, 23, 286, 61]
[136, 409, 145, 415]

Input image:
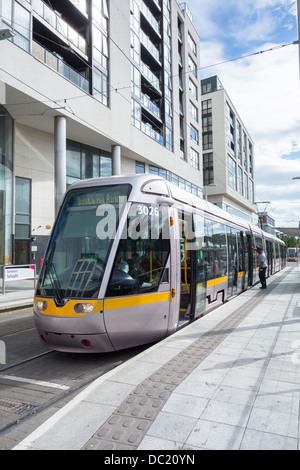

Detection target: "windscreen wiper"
[45, 260, 65, 306]
[43, 242, 64, 306]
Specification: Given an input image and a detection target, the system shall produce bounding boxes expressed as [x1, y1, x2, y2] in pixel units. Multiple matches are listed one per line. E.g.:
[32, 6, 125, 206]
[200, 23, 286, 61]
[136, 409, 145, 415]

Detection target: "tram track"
[0, 352, 123, 437]
[0, 350, 54, 373]
[0, 319, 150, 448]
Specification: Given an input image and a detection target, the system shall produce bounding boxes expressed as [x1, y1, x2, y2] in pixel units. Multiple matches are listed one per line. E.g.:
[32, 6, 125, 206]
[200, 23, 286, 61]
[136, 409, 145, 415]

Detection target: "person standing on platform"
[252, 246, 267, 289]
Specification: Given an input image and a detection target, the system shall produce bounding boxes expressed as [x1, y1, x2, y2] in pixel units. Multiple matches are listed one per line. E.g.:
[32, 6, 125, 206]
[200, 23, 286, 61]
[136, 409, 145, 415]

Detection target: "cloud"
[187, 0, 300, 226]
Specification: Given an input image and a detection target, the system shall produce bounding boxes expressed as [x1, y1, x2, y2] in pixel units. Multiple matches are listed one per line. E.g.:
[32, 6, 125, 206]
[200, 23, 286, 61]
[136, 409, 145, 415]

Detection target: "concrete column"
[112, 145, 121, 175]
[54, 116, 66, 214]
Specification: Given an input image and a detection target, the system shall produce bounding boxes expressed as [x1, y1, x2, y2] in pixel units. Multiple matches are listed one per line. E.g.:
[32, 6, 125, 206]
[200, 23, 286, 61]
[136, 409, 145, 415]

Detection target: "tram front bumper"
[34, 298, 115, 353]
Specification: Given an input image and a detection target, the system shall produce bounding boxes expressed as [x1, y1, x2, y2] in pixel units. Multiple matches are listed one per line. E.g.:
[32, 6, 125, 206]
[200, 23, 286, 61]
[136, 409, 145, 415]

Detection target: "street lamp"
[0, 29, 15, 41]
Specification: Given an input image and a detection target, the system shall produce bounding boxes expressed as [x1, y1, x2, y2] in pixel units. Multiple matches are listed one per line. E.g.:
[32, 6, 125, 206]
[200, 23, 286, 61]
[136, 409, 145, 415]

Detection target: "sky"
[186, 0, 300, 228]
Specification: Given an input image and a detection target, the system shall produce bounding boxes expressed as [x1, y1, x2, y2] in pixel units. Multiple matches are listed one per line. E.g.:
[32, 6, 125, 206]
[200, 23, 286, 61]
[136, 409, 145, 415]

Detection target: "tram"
[286, 247, 298, 262]
[34, 174, 286, 353]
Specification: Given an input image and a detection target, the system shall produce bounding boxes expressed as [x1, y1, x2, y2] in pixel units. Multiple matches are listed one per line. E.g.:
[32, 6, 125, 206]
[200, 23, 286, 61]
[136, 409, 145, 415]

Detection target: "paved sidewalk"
[12, 265, 300, 450]
[0, 278, 35, 314]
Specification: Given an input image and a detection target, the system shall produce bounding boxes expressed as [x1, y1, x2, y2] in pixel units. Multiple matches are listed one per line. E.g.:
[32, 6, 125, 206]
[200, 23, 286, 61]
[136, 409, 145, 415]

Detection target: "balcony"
[141, 93, 161, 120]
[140, 31, 161, 64]
[141, 62, 161, 93]
[32, 0, 88, 57]
[141, 121, 164, 145]
[32, 41, 89, 92]
[141, 2, 161, 37]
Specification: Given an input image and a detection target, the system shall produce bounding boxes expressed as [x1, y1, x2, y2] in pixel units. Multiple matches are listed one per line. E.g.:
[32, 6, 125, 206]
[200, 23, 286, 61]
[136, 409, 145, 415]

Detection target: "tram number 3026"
[137, 204, 159, 217]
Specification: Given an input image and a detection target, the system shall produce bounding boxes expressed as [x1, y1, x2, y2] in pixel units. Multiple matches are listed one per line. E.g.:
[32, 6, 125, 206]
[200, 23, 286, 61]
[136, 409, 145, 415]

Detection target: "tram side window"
[253, 236, 263, 268]
[212, 222, 227, 278]
[204, 219, 214, 280]
[237, 230, 245, 273]
[203, 219, 226, 280]
[106, 203, 170, 297]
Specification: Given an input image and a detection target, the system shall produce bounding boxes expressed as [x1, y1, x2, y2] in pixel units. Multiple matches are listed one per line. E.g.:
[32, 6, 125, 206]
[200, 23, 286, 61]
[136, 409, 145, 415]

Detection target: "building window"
[190, 124, 199, 144]
[243, 173, 248, 199]
[190, 148, 199, 170]
[238, 167, 243, 195]
[13, 1, 31, 52]
[136, 161, 145, 173]
[130, 0, 140, 32]
[0, 107, 13, 265]
[188, 55, 197, 78]
[203, 133, 213, 150]
[130, 30, 140, 64]
[66, 141, 112, 186]
[188, 33, 197, 55]
[228, 155, 236, 190]
[131, 65, 141, 98]
[189, 78, 198, 100]
[249, 179, 254, 203]
[93, 68, 108, 106]
[202, 99, 212, 113]
[248, 142, 253, 177]
[202, 116, 212, 132]
[131, 99, 141, 128]
[15, 177, 31, 265]
[203, 152, 214, 186]
[189, 101, 198, 122]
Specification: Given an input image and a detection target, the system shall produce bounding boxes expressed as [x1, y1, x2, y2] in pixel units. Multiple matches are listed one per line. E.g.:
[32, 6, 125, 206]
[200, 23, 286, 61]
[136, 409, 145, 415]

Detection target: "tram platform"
[13, 265, 300, 450]
[0, 278, 34, 314]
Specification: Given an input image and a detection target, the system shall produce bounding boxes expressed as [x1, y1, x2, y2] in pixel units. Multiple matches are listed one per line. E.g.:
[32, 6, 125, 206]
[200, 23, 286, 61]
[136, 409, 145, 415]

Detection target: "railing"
[140, 31, 161, 63]
[32, 0, 87, 55]
[141, 62, 161, 92]
[32, 41, 89, 92]
[141, 121, 164, 145]
[141, 93, 160, 119]
[140, 2, 160, 36]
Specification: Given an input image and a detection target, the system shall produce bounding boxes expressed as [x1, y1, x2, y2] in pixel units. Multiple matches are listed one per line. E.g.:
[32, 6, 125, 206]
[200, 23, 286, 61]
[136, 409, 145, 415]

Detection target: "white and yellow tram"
[34, 174, 286, 352]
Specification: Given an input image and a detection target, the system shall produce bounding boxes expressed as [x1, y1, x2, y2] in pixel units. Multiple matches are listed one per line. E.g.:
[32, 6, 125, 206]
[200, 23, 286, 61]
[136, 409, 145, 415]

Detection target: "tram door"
[266, 240, 273, 275]
[227, 228, 238, 298]
[247, 234, 253, 286]
[178, 214, 193, 324]
[177, 211, 206, 323]
[239, 231, 248, 289]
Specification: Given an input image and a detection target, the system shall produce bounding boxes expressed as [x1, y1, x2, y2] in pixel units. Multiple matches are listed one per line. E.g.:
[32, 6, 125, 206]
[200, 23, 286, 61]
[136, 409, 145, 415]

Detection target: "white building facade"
[201, 76, 256, 222]
[0, 0, 203, 268]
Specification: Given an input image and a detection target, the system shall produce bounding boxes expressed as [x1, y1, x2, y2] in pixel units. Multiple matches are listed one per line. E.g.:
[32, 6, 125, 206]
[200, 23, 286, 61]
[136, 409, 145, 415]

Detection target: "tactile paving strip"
[83, 271, 288, 450]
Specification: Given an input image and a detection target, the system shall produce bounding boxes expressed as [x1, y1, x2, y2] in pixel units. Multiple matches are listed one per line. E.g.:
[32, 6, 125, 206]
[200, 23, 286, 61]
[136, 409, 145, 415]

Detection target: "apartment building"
[0, 0, 202, 268]
[201, 76, 256, 222]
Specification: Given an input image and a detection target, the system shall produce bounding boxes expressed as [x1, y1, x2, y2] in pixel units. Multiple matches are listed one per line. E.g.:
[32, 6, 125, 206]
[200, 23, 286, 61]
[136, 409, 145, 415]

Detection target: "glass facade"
[0, 106, 13, 265]
[66, 140, 112, 186]
[15, 177, 31, 265]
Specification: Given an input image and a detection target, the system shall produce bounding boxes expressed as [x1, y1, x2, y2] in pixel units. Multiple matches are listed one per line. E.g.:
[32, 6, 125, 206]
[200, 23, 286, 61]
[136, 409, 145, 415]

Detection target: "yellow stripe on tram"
[35, 297, 104, 317]
[207, 276, 228, 288]
[105, 292, 171, 310]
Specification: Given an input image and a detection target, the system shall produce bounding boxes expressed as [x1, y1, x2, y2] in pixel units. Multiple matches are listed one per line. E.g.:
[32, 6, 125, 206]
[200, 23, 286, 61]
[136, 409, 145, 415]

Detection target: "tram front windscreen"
[36, 184, 131, 300]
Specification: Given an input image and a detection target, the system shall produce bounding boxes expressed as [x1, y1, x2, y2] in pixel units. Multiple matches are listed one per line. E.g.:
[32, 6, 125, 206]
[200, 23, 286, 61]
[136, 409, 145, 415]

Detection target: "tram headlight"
[74, 303, 94, 314]
[36, 299, 47, 311]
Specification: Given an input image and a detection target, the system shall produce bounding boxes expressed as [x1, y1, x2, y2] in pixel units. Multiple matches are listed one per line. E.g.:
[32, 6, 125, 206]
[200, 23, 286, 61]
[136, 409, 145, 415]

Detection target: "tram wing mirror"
[156, 196, 174, 206]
